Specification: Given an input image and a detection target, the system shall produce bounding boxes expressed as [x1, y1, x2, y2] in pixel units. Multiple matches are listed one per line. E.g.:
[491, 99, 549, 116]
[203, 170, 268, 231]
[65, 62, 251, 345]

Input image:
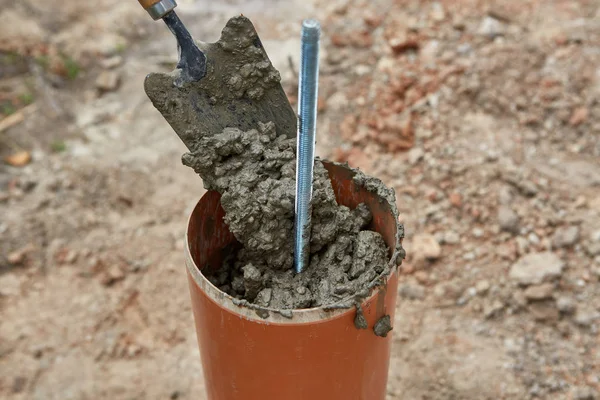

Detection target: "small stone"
[498, 186, 514, 205]
[407, 147, 424, 165]
[503, 338, 521, 354]
[518, 181, 539, 197]
[326, 92, 348, 111]
[511, 291, 528, 308]
[478, 16, 504, 38]
[399, 283, 425, 300]
[552, 226, 580, 248]
[411, 233, 442, 260]
[472, 228, 484, 238]
[96, 70, 121, 91]
[556, 296, 577, 314]
[100, 55, 123, 69]
[431, 2, 445, 21]
[483, 148, 499, 161]
[574, 309, 600, 327]
[400, 263, 415, 274]
[101, 265, 125, 286]
[528, 232, 540, 245]
[498, 206, 520, 234]
[0, 274, 22, 296]
[389, 36, 419, 54]
[484, 300, 504, 318]
[475, 280, 490, 295]
[497, 242, 517, 261]
[433, 281, 463, 300]
[574, 195, 587, 208]
[414, 271, 429, 284]
[516, 237, 529, 254]
[456, 295, 470, 306]
[373, 315, 393, 337]
[7, 250, 25, 265]
[509, 252, 565, 285]
[242, 264, 262, 301]
[4, 151, 31, 167]
[569, 107, 589, 127]
[585, 242, 600, 257]
[443, 231, 460, 245]
[64, 250, 78, 264]
[255, 288, 272, 307]
[524, 283, 554, 300]
[557, 320, 571, 336]
[296, 286, 307, 295]
[19, 178, 37, 192]
[529, 301, 559, 322]
[85, 257, 104, 276]
[55, 248, 78, 265]
[573, 386, 598, 400]
[449, 192, 462, 207]
[231, 275, 245, 294]
[334, 284, 352, 295]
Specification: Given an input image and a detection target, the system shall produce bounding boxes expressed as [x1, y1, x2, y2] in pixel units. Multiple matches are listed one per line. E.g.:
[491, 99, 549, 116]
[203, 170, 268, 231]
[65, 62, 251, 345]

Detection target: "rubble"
[509, 252, 565, 285]
[523, 283, 554, 300]
[556, 296, 577, 314]
[498, 206, 520, 234]
[411, 233, 442, 260]
[96, 70, 121, 92]
[552, 226, 580, 248]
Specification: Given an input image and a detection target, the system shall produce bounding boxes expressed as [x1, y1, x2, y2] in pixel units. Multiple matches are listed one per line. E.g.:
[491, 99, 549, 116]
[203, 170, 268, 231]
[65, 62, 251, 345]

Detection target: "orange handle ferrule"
[138, 0, 161, 10]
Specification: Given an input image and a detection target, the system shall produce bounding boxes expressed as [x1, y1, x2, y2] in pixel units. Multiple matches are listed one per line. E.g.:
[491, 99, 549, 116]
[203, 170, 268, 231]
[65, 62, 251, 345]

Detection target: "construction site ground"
[1, 0, 599, 398]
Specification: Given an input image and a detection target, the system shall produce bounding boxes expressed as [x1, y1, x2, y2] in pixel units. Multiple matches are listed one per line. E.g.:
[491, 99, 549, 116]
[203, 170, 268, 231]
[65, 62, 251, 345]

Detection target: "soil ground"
[1, 0, 599, 399]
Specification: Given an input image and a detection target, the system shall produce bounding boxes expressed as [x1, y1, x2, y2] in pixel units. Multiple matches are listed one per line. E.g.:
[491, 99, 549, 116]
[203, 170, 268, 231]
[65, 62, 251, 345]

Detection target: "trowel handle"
[138, 0, 177, 20]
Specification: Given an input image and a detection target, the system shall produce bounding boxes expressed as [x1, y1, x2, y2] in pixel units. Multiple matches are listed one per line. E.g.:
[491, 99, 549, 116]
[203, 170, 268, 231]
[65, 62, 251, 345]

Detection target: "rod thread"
[294, 19, 321, 274]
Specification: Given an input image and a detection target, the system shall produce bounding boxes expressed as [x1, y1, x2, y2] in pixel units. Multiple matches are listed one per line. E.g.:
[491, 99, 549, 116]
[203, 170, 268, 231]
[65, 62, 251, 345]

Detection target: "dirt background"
[1, 0, 599, 399]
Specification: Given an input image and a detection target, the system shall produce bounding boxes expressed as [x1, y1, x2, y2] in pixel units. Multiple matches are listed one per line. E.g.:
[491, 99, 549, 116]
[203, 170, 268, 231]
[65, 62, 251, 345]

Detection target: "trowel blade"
[144, 15, 297, 151]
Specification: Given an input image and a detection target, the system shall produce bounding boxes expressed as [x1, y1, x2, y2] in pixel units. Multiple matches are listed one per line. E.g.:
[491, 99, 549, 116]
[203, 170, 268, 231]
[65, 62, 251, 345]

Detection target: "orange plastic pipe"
[185, 161, 403, 400]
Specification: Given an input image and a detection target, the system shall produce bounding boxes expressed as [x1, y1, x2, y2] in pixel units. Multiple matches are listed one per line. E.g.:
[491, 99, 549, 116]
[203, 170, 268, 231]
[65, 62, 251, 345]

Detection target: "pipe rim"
[184, 162, 403, 324]
[185, 237, 399, 324]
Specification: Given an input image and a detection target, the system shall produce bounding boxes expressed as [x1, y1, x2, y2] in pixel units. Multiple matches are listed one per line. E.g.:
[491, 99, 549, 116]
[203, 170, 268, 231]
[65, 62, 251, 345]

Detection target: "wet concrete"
[374, 315, 393, 337]
[145, 15, 394, 310]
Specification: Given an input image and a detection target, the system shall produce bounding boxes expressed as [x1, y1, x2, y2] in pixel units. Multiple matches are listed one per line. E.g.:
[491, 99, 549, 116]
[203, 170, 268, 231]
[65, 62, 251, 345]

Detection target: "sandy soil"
[1, 0, 599, 399]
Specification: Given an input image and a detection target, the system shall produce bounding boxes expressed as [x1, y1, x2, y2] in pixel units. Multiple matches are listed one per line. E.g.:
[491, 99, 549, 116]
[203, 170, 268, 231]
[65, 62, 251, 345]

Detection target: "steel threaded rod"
[294, 19, 321, 274]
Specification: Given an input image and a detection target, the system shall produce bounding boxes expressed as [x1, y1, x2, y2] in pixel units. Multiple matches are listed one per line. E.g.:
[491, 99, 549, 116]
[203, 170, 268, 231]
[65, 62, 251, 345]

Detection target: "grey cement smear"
[143, 15, 404, 310]
[373, 315, 393, 337]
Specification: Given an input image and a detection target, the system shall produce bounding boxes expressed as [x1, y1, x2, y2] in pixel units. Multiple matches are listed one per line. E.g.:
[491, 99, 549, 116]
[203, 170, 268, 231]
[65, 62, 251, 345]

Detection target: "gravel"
[498, 206, 520, 234]
[552, 226, 580, 248]
[509, 252, 565, 285]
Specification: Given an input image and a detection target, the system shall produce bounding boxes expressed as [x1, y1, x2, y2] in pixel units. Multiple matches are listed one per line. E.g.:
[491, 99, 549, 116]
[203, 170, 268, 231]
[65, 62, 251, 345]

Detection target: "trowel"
[137, 0, 297, 150]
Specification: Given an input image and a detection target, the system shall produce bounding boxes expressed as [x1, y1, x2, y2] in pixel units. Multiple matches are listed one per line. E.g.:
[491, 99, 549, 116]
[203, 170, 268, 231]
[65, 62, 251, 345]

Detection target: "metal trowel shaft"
[137, 0, 206, 82]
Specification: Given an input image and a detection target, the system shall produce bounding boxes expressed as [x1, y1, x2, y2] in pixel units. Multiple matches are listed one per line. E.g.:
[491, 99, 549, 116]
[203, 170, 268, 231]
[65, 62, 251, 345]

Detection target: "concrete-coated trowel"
[136, 0, 297, 151]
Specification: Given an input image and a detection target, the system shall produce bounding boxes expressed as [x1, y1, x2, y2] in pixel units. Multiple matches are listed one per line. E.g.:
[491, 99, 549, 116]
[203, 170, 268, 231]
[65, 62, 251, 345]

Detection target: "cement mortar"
[183, 120, 389, 308]
[373, 315, 393, 337]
